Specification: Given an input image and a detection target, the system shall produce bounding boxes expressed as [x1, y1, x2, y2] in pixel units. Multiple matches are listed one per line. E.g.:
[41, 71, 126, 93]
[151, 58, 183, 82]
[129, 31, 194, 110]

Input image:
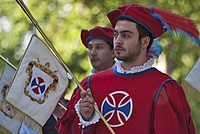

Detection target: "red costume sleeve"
[55, 76, 97, 134]
[153, 81, 196, 134]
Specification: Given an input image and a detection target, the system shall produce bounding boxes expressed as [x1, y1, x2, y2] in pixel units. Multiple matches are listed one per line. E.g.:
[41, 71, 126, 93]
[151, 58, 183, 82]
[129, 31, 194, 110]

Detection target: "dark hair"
[117, 16, 153, 52]
[136, 24, 153, 52]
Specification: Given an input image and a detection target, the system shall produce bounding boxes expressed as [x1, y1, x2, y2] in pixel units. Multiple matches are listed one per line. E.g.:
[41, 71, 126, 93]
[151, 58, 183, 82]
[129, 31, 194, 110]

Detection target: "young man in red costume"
[56, 4, 199, 134]
[81, 26, 115, 74]
[69, 26, 115, 97]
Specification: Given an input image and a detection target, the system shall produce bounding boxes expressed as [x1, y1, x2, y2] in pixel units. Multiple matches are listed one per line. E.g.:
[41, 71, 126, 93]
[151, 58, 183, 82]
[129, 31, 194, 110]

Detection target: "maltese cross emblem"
[101, 91, 133, 127]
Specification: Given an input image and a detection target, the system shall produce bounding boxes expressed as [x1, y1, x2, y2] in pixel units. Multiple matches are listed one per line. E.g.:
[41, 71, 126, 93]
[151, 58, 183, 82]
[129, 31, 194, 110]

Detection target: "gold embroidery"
[0, 100, 17, 118]
[24, 60, 58, 104]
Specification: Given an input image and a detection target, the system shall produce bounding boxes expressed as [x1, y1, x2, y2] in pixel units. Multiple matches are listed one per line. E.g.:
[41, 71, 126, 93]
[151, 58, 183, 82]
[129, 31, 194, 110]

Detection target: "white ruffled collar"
[115, 58, 154, 74]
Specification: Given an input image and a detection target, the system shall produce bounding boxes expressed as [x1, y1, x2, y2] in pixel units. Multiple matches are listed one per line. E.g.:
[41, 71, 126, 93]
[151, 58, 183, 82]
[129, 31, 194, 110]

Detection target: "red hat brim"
[81, 26, 114, 48]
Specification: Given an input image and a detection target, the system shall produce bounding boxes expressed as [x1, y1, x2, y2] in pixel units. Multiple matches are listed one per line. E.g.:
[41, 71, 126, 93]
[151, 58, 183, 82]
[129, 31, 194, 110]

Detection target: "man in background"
[81, 26, 115, 74]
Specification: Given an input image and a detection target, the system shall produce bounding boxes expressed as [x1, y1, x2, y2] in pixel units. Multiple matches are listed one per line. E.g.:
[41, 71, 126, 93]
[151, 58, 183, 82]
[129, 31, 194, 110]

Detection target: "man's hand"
[80, 89, 95, 121]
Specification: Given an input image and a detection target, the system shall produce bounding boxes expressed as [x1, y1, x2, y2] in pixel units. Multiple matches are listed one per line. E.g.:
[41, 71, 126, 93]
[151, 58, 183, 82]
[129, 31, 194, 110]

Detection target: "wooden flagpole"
[0, 55, 17, 70]
[15, 0, 115, 133]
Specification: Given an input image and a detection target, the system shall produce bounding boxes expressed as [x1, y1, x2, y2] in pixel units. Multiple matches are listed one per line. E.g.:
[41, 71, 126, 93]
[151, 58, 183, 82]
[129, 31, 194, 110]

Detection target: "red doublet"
[56, 67, 196, 134]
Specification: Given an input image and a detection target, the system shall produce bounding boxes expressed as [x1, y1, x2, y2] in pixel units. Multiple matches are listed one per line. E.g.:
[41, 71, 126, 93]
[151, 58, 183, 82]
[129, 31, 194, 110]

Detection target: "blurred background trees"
[0, 0, 199, 132]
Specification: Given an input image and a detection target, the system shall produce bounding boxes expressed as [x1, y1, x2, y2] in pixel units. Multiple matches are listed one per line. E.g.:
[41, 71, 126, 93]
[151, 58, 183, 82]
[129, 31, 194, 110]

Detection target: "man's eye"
[114, 33, 118, 38]
[122, 34, 129, 38]
[96, 46, 103, 49]
[88, 46, 93, 50]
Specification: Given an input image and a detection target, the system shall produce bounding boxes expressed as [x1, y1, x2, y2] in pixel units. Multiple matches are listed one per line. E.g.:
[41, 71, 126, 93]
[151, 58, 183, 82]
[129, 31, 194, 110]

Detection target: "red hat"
[107, 4, 200, 45]
[81, 26, 114, 48]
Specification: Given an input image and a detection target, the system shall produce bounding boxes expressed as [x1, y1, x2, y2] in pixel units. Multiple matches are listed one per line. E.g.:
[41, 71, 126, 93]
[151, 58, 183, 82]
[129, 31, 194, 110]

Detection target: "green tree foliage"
[0, 0, 199, 131]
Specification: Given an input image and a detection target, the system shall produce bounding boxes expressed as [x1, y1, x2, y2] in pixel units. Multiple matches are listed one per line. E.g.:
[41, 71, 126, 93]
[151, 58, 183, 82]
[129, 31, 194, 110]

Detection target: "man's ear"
[141, 36, 150, 49]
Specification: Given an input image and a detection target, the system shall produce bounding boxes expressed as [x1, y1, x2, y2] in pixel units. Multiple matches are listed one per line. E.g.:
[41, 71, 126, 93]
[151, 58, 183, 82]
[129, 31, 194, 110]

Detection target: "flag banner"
[0, 63, 21, 134]
[5, 35, 69, 129]
[182, 57, 200, 100]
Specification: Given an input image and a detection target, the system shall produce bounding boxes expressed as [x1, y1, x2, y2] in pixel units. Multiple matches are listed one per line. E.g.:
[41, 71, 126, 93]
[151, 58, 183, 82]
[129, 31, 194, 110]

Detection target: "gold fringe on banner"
[19, 114, 41, 133]
[0, 100, 42, 133]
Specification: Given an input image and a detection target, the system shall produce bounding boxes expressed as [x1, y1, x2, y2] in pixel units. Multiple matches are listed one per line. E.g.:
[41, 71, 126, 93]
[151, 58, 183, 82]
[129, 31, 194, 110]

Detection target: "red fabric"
[81, 26, 114, 48]
[56, 68, 196, 134]
[107, 4, 166, 38]
[153, 82, 196, 134]
[107, 4, 199, 40]
[56, 77, 89, 133]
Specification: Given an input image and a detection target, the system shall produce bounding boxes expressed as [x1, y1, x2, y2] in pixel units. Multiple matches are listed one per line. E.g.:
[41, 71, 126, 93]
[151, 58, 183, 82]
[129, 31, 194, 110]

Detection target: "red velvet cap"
[107, 4, 200, 46]
[107, 4, 166, 38]
[81, 26, 114, 48]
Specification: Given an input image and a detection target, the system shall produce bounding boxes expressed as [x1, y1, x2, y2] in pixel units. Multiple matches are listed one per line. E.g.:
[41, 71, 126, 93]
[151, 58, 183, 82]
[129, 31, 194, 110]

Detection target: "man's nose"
[114, 35, 123, 46]
[91, 47, 97, 55]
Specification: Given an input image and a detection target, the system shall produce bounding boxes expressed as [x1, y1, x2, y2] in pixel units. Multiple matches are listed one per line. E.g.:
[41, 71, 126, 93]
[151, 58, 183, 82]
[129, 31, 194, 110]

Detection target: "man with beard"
[56, 4, 199, 134]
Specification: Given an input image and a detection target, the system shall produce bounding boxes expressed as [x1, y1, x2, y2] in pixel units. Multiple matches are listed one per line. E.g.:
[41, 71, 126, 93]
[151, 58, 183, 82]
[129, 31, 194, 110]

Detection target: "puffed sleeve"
[153, 81, 196, 134]
[56, 76, 97, 134]
[55, 89, 80, 134]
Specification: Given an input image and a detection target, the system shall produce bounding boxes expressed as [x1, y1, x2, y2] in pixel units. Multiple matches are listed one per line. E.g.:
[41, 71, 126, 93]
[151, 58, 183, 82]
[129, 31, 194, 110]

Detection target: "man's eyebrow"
[114, 29, 134, 34]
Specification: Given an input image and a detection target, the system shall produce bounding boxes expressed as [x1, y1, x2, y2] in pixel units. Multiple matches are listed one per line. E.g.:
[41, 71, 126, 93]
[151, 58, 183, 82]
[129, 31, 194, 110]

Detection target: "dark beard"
[116, 52, 139, 63]
[115, 46, 141, 62]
